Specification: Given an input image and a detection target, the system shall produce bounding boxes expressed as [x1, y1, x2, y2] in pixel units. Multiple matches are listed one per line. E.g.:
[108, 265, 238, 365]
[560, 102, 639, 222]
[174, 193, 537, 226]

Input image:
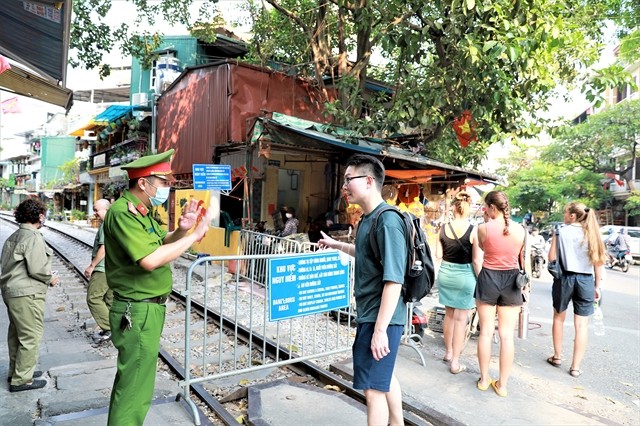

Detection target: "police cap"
[122, 149, 175, 180]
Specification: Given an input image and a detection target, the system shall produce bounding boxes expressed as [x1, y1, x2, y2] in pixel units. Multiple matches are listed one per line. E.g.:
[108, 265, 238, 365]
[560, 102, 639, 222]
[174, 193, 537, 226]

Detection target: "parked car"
[600, 225, 640, 261]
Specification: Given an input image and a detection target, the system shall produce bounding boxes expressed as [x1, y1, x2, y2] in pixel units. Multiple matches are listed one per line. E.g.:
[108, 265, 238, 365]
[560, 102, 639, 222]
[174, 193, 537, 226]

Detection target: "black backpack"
[369, 204, 435, 303]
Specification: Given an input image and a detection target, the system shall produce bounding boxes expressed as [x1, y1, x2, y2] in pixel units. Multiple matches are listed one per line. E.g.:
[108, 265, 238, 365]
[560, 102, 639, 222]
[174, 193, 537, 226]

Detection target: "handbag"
[516, 226, 530, 289]
[547, 227, 564, 279]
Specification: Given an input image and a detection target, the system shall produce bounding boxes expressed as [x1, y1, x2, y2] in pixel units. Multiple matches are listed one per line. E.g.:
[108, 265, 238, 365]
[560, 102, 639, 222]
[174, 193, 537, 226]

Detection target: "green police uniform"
[103, 150, 174, 426]
[0, 224, 54, 386]
[86, 223, 113, 331]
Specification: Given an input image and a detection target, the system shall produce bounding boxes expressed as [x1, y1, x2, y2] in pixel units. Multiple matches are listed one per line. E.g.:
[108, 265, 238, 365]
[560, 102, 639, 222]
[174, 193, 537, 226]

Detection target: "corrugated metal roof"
[261, 116, 499, 183]
[93, 105, 133, 124]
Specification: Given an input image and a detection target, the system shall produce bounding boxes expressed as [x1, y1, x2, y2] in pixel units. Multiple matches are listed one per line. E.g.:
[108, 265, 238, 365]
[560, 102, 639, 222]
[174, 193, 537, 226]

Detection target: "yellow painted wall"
[174, 188, 241, 256]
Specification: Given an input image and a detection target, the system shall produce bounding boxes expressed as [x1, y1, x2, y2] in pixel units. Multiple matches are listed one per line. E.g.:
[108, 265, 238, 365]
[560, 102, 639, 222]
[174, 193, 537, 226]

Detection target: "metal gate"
[177, 252, 355, 425]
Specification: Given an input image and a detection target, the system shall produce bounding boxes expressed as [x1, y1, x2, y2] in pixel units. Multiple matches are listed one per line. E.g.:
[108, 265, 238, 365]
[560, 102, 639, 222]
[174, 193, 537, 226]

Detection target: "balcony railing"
[89, 138, 148, 170]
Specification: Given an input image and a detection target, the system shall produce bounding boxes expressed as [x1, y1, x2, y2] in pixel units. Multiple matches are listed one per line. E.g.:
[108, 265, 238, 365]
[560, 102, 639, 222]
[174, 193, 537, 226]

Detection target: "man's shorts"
[475, 268, 523, 307]
[552, 272, 595, 316]
[352, 322, 403, 392]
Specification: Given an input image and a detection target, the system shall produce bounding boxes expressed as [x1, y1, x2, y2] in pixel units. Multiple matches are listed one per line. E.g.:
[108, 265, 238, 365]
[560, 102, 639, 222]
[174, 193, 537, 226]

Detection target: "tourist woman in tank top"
[475, 191, 528, 397]
[435, 191, 482, 374]
[546, 202, 605, 378]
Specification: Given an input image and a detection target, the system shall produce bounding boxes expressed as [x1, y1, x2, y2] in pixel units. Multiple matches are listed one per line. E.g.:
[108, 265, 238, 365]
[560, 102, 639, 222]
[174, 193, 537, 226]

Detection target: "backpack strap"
[369, 204, 411, 266]
[518, 224, 528, 271]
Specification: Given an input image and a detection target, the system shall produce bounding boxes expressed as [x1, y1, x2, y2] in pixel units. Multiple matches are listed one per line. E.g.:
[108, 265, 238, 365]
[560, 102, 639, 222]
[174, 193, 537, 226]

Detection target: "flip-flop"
[491, 379, 507, 397]
[547, 356, 562, 368]
[442, 357, 452, 364]
[569, 369, 582, 378]
[477, 378, 491, 391]
[450, 364, 467, 374]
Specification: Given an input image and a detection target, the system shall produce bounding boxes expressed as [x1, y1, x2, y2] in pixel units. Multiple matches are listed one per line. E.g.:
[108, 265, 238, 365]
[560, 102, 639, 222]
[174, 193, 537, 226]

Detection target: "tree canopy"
[545, 99, 640, 179]
[237, 0, 636, 167]
[498, 99, 640, 221]
[70, 0, 638, 168]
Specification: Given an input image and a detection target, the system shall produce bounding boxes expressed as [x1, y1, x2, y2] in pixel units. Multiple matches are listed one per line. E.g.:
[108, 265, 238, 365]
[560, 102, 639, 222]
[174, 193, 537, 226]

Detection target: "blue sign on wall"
[192, 164, 232, 190]
[268, 251, 351, 321]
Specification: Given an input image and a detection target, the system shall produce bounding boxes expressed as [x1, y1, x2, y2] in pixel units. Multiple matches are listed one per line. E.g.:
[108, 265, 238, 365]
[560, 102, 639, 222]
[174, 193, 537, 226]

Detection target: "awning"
[93, 105, 133, 125]
[0, 60, 73, 111]
[69, 105, 133, 136]
[0, 0, 73, 110]
[385, 169, 446, 183]
[260, 115, 499, 184]
[69, 122, 98, 137]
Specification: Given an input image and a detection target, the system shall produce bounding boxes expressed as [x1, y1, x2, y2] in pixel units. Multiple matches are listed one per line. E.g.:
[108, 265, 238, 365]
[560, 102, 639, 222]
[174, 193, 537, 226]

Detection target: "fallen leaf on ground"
[575, 394, 587, 400]
[606, 397, 617, 404]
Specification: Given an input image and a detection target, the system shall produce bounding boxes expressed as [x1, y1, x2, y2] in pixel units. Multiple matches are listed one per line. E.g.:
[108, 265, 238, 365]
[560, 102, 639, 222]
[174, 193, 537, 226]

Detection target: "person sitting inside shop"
[281, 207, 299, 237]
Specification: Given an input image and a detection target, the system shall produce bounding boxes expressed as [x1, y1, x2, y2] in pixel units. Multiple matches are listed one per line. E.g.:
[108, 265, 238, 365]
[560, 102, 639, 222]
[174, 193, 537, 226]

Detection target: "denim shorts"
[352, 323, 403, 392]
[552, 272, 595, 316]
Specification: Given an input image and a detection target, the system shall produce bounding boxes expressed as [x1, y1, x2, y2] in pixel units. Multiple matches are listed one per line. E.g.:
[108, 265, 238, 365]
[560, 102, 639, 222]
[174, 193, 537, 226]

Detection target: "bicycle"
[464, 307, 498, 348]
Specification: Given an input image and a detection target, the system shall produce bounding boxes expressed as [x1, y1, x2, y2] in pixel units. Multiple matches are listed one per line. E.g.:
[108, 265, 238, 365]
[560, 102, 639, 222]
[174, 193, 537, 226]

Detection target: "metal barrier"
[237, 230, 318, 285]
[177, 253, 355, 425]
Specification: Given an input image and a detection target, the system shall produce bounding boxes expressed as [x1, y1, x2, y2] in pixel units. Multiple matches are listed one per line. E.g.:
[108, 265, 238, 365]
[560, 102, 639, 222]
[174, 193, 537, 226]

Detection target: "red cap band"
[126, 162, 172, 180]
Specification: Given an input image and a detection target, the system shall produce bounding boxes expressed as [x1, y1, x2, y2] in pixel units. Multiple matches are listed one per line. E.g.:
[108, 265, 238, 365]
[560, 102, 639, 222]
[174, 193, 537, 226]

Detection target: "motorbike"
[530, 244, 546, 278]
[606, 249, 632, 273]
[410, 304, 428, 342]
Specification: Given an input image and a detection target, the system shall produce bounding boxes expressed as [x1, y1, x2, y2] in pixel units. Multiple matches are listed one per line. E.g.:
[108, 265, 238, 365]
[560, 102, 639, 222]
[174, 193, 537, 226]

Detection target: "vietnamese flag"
[452, 110, 478, 148]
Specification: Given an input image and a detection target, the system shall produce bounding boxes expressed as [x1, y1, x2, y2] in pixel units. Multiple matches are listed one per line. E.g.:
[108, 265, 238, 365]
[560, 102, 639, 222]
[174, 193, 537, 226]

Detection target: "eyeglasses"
[343, 175, 369, 186]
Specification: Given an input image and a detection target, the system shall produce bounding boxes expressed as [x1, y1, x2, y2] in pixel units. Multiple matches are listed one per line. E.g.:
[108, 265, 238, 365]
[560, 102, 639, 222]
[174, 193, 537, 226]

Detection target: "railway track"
[0, 214, 435, 425]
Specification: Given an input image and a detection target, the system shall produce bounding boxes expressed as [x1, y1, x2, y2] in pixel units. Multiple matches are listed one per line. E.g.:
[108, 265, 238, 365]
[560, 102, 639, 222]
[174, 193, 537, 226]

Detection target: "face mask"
[150, 187, 170, 206]
[144, 179, 170, 206]
[286, 213, 293, 219]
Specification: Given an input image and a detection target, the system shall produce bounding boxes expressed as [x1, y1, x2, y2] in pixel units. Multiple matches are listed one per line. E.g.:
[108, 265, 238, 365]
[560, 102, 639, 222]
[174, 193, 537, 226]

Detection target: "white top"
[559, 224, 594, 274]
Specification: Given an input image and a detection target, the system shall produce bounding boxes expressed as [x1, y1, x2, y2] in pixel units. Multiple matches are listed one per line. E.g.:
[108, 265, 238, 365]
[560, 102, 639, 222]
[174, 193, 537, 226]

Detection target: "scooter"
[605, 249, 632, 273]
[530, 244, 546, 278]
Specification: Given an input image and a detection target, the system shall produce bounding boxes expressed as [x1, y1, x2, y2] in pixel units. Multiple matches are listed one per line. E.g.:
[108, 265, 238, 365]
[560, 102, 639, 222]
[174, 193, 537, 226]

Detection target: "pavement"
[0, 219, 635, 425]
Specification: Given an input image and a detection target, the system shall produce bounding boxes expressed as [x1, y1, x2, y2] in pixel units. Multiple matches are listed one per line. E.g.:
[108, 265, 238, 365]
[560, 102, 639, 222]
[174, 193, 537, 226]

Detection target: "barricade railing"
[237, 230, 318, 285]
[177, 253, 354, 425]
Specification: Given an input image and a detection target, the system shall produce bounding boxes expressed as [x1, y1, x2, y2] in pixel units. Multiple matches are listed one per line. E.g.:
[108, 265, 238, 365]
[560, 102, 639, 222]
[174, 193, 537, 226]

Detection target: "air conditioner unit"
[132, 92, 149, 106]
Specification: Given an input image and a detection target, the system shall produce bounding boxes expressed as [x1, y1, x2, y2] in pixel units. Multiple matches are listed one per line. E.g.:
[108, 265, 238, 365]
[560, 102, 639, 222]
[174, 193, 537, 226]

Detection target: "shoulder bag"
[516, 226, 530, 289]
[547, 227, 564, 279]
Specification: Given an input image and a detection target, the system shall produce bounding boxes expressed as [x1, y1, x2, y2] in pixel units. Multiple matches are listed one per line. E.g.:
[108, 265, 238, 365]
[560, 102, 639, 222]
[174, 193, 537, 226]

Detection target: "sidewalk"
[0, 223, 203, 426]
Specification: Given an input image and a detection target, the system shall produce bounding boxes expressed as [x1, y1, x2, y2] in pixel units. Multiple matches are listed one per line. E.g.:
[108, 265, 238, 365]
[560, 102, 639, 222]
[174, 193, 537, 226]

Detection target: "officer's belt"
[114, 294, 168, 304]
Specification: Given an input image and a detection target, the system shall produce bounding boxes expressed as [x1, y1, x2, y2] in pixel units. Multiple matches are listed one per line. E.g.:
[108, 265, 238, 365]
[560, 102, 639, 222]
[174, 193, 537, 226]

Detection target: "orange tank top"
[482, 220, 522, 270]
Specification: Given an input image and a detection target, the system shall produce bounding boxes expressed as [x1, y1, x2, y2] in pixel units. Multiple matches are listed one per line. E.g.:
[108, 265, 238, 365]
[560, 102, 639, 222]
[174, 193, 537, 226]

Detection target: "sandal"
[491, 379, 508, 397]
[450, 364, 467, 374]
[477, 378, 491, 391]
[546, 355, 562, 368]
[569, 369, 582, 378]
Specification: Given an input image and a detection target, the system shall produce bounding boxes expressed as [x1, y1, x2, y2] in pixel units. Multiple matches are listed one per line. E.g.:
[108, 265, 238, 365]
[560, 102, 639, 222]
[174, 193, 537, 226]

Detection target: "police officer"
[84, 198, 113, 343]
[103, 149, 212, 425]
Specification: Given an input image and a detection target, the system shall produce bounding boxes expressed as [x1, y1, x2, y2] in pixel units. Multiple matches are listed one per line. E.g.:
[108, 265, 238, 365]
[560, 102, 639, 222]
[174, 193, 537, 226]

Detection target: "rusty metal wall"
[157, 61, 336, 176]
[157, 66, 230, 176]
